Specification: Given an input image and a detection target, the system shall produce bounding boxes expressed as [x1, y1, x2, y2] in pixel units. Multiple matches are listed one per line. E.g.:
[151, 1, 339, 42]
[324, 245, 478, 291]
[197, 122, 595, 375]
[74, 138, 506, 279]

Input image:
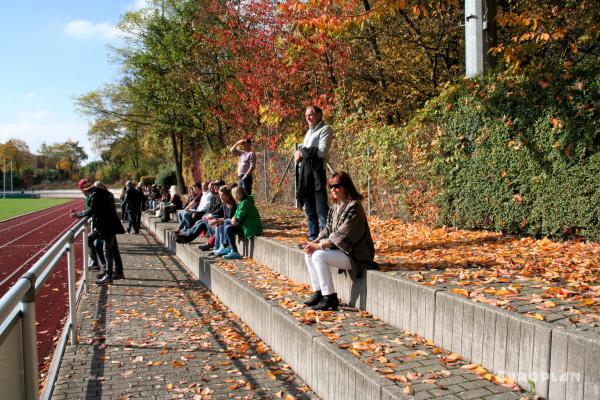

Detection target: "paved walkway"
[51, 227, 317, 399]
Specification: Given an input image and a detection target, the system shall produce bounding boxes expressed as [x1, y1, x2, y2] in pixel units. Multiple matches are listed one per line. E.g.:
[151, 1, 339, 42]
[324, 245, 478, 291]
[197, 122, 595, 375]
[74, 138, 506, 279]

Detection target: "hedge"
[426, 64, 599, 241]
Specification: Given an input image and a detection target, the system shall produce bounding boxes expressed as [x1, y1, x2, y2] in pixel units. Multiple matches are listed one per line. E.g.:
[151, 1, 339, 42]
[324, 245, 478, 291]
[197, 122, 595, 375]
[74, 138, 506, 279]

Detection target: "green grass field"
[0, 198, 71, 221]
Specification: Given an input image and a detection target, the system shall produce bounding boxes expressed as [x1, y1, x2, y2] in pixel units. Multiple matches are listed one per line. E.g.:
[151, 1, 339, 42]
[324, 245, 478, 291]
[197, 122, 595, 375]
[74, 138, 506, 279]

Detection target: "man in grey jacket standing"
[295, 105, 333, 240]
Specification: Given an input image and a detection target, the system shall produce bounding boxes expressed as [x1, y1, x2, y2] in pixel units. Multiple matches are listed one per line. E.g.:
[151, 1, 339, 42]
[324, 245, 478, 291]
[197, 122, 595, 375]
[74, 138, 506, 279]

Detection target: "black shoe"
[181, 235, 192, 244]
[198, 243, 212, 251]
[89, 264, 100, 271]
[96, 272, 106, 279]
[303, 291, 323, 307]
[176, 234, 191, 244]
[311, 293, 339, 311]
[112, 272, 125, 280]
[96, 275, 113, 285]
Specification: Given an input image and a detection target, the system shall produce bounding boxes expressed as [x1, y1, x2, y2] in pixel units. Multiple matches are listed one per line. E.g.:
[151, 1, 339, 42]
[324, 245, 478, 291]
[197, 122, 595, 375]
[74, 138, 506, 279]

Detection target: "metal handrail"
[0, 217, 90, 400]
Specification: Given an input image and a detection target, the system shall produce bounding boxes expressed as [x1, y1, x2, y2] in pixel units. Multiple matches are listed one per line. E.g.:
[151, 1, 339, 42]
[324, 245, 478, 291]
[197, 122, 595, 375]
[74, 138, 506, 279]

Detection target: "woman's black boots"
[311, 293, 339, 311]
[303, 290, 323, 306]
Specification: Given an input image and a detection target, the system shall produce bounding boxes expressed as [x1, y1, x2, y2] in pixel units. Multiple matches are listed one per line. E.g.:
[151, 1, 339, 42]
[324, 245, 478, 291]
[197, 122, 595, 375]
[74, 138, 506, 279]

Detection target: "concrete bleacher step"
[142, 214, 600, 400]
[210, 227, 599, 400]
[142, 214, 539, 400]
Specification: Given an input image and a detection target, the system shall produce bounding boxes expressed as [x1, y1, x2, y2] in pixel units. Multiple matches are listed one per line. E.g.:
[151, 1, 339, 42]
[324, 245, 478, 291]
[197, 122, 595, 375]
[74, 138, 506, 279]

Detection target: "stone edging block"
[549, 328, 600, 400]
[434, 290, 553, 397]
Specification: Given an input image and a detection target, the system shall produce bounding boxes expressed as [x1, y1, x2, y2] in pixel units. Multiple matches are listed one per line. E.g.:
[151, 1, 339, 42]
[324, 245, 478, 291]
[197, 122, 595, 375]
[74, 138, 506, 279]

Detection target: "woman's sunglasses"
[328, 183, 343, 189]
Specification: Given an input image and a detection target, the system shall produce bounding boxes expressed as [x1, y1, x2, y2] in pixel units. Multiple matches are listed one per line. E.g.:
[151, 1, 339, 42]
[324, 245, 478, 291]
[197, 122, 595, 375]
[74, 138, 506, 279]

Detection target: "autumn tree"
[38, 140, 88, 178]
[0, 138, 32, 173]
[110, 0, 229, 192]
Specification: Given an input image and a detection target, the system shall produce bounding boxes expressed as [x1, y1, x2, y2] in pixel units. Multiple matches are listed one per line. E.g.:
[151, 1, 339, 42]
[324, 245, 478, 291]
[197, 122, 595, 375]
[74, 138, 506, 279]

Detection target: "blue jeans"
[303, 190, 329, 239]
[127, 210, 140, 233]
[239, 175, 253, 195]
[177, 210, 195, 230]
[182, 219, 213, 241]
[214, 222, 227, 249]
[225, 222, 243, 253]
[101, 235, 117, 277]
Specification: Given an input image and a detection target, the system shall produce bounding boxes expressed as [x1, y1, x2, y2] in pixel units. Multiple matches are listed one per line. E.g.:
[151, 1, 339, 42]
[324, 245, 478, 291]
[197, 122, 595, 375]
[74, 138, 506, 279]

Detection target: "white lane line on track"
[0, 222, 81, 287]
[2, 244, 47, 248]
[0, 212, 77, 249]
[0, 201, 79, 234]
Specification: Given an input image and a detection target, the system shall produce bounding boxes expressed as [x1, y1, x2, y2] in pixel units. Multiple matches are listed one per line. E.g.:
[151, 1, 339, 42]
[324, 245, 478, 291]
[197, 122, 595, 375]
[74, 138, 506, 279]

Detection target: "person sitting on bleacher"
[147, 184, 161, 212]
[160, 185, 183, 222]
[301, 171, 376, 311]
[175, 181, 204, 232]
[176, 184, 236, 246]
[215, 185, 263, 260]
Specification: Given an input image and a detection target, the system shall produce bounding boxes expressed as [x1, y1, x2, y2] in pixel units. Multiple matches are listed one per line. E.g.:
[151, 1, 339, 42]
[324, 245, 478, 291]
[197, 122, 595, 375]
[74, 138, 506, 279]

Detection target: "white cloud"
[0, 111, 95, 160]
[24, 92, 37, 100]
[64, 20, 121, 40]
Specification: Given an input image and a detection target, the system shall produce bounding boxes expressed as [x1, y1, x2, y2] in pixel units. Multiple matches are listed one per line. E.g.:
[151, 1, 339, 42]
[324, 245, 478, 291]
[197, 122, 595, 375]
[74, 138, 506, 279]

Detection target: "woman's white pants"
[304, 249, 352, 296]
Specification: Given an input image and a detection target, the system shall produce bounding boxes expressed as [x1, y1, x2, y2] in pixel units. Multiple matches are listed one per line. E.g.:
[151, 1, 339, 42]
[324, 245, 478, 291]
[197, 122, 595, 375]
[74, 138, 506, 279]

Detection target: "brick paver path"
[51, 228, 317, 399]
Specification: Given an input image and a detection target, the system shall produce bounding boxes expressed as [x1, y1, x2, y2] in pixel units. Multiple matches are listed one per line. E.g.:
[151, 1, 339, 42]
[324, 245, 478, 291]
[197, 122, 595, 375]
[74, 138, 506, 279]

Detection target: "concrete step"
[224, 227, 599, 400]
[142, 214, 540, 400]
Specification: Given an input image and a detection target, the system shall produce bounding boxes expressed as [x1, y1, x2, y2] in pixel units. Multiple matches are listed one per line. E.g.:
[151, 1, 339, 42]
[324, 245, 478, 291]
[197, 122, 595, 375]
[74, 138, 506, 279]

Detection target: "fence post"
[262, 126, 269, 202]
[366, 144, 372, 216]
[67, 240, 78, 345]
[82, 227, 89, 294]
[21, 272, 39, 400]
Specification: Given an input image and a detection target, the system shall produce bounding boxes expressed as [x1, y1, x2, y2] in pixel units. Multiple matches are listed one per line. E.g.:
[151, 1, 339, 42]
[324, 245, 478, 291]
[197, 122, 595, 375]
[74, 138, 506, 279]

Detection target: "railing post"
[67, 238, 78, 345]
[21, 272, 39, 400]
[82, 227, 89, 294]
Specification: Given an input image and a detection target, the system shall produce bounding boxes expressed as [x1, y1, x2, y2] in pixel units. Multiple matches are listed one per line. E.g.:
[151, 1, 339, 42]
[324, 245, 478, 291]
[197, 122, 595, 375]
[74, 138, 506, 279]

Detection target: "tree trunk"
[170, 131, 186, 194]
[362, 0, 393, 124]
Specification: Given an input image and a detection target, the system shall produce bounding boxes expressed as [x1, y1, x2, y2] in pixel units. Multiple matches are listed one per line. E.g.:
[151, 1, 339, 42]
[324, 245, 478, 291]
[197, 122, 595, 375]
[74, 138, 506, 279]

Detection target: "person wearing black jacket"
[123, 181, 143, 234]
[71, 179, 125, 285]
[295, 106, 333, 240]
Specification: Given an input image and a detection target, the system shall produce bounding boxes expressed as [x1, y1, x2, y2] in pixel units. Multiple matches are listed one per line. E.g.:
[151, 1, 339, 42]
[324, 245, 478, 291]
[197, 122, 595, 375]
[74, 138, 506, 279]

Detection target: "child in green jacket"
[217, 186, 263, 259]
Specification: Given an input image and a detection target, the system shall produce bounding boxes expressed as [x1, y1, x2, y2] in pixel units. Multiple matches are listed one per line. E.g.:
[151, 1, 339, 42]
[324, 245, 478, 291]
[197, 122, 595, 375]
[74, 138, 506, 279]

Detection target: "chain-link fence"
[249, 145, 410, 221]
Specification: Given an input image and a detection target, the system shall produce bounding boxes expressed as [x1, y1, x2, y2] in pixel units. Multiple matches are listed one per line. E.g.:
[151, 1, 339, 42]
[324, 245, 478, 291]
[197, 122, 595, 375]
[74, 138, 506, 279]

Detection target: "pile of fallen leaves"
[258, 203, 600, 325]
[218, 257, 525, 396]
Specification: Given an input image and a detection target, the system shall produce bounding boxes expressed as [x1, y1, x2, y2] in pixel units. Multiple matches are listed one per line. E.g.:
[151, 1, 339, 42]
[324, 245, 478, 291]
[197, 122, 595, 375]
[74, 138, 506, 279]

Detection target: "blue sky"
[0, 0, 149, 162]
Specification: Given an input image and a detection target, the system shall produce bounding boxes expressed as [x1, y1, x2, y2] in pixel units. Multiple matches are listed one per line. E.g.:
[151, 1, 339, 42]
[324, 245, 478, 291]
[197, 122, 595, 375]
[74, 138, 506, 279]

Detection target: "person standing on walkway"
[94, 181, 125, 277]
[71, 179, 125, 285]
[301, 171, 376, 311]
[230, 138, 256, 195]
[295, 105, 332, 240]
[123, 180, 143, 234]
[79, 179, 103, 271]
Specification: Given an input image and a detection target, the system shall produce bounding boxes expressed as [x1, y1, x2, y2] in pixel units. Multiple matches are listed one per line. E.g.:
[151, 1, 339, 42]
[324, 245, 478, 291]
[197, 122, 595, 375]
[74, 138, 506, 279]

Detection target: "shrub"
[426, 65, 600, 240]
[155, 169, 177, 188]
[139, 175, 156, 186]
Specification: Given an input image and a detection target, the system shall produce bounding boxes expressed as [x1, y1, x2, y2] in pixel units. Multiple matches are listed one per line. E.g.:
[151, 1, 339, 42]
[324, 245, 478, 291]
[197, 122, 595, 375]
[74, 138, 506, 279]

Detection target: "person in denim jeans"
[295, 105, 332, 240]
[216, 186, 262, 259]
[230, 138, 256, 195]
[177, 185, 234, 245]
[71, 179, 125, 285]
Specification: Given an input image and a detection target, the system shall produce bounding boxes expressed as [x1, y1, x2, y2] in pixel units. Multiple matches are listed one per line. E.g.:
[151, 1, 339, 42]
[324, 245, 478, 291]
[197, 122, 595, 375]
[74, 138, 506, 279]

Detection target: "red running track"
[0, 199, 86, 368]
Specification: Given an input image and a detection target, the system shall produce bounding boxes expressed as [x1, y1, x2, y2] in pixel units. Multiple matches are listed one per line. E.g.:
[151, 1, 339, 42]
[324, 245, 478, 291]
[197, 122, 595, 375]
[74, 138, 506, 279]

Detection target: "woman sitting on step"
[160, 185, 183, 222]
[301, 171, 376, 311]
[214, 185, 263, 260]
